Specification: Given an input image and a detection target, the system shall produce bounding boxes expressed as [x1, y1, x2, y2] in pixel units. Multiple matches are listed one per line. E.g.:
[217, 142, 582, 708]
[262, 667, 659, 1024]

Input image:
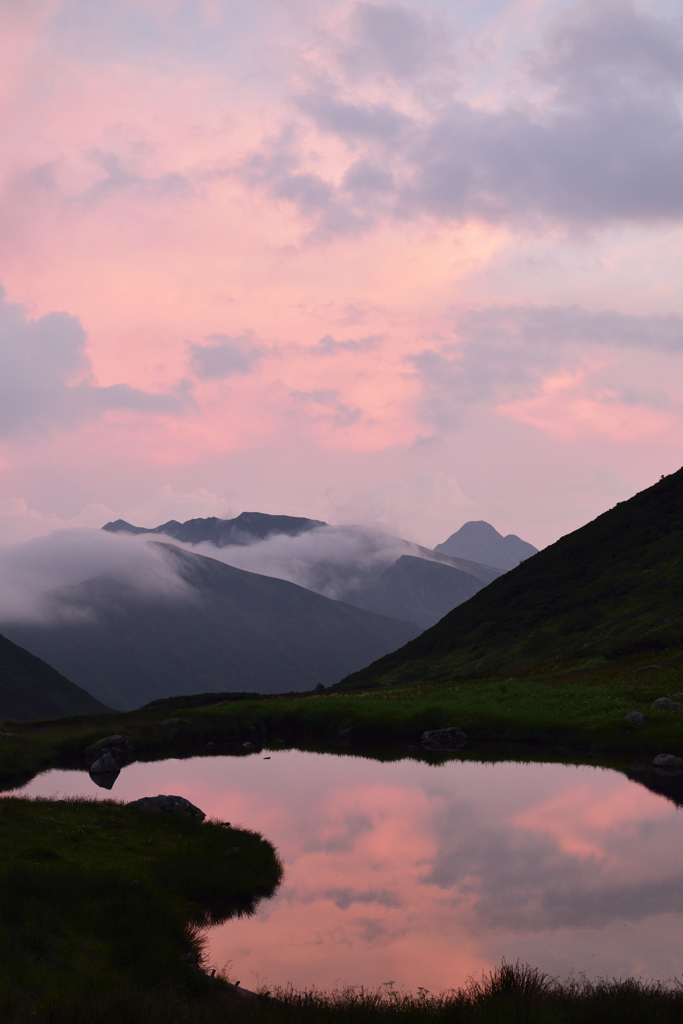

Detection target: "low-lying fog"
[0, 524, 420, 624]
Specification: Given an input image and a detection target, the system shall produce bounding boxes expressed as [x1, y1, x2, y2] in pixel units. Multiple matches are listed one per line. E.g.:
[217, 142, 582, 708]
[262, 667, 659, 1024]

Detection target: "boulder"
[650, 697, 682, 711]
[624, 711, 647, 725]
[421, 726, 468, 750]
[126, 794, 206, 820]
[161, 718, 181, 727]
[652, 754, 683, 774]
[89, 751, 120, 773]
[85, 735, 136, 767]
[89, 751, 120, 790]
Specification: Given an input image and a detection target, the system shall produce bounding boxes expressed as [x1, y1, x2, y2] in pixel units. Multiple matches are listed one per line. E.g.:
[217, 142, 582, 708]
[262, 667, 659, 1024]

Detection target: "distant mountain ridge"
[102, 512, 505, 630]
[0, 631, 111, 720]
[336, 469, 683, 689]
[103, 511, 325, 547]
[435, 520, 538, 570]
[1, 543, 420, 710]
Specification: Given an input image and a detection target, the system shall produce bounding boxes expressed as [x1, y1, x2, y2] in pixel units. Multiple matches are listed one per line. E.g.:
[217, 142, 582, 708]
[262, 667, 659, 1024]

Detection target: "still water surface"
[11, 751, 683, 992]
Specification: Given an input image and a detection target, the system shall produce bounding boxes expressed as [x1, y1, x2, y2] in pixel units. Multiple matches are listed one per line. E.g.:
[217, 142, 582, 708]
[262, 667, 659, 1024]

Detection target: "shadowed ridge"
[103, 511, 325, 547]
[1, 543, 419, 710]
[0, 631, 112, 719]
[335, 469, 683, 689]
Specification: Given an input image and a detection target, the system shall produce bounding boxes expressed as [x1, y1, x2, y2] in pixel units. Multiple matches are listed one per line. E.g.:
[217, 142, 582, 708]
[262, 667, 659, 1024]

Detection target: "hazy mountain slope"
[346, 555, 485, 630]
[0, 632, 112, 720]
[103, 511, 325, 547]
[336, 469, 683, 689]
[434, 521, 538, 570]
[2, 544, 419, 710]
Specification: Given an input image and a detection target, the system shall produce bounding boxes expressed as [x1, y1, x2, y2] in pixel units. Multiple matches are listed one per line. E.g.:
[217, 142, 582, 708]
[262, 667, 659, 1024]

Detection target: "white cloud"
[0, 487, 234, 543]
[330, 471, 474, 547]
[0, 529, 191, 624]
[118, 486, 234, 528]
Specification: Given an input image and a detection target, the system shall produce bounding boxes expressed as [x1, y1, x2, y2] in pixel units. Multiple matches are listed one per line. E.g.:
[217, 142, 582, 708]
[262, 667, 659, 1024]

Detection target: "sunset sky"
[1, 0, 682, 548]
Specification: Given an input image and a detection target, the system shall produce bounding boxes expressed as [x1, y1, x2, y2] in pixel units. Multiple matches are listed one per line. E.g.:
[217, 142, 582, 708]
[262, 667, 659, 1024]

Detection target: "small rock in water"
[652, 754, 683, 774]
[89, 751, 121, 790]
[161, 718, 181, 727]
[85, 735, 135, 766]
[421, 726, 468, 750]
[650, 697, 682, 710]
[126, 794, 206, 820]
[624, 711, 647, 725]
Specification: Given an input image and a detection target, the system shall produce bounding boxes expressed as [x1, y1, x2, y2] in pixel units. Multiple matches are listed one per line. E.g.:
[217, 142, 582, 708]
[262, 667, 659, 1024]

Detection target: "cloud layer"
[1, 1, 683, 548]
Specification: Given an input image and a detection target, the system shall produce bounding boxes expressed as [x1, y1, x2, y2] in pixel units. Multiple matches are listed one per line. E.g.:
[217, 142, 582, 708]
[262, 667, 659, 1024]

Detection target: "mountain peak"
[434, 520, 538, 571]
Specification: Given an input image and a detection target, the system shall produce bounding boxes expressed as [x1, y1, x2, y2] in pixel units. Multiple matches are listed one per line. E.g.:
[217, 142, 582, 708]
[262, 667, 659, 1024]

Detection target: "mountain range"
[1, 543, 420, 711]
[0, 512, 535, 716]
[337, 468, 683, 689]
[104, 513, 505, 630]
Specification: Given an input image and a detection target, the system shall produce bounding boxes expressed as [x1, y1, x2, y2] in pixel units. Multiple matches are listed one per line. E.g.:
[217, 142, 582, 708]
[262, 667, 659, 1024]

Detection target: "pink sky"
[1, 0, 682, 548]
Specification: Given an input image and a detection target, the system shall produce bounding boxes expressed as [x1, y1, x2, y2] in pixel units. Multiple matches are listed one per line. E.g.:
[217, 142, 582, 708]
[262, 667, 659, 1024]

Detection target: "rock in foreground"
[126, 794, 206, 820]
[651, 697, 682, 710]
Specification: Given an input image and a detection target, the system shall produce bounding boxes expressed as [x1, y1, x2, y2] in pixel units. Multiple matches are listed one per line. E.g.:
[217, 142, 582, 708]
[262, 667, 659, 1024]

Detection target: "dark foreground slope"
[3, 544, 418, 710]
[338, 468, 683, 688]
[0, 632, 111, 719]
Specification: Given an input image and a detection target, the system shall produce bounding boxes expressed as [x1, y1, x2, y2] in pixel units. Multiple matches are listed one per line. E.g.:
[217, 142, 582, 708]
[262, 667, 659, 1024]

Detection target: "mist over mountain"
[434, 521, 538, 570]
[1, 542, 419, 710]
[105, 513, 504, 630]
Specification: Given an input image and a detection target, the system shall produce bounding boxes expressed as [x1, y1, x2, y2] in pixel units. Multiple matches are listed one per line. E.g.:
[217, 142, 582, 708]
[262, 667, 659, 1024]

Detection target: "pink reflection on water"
[11, 751, 683, 992]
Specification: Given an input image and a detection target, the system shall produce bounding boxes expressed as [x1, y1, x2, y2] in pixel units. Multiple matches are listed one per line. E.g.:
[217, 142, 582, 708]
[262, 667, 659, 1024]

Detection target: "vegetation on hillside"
[337, 468, 683, 689]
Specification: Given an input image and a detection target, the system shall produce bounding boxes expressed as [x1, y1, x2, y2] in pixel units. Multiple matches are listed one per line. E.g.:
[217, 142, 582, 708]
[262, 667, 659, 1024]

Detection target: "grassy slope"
[0, 631, 112, 720]
[0, 795, 282, 1019]
[335, 467, 683, 689]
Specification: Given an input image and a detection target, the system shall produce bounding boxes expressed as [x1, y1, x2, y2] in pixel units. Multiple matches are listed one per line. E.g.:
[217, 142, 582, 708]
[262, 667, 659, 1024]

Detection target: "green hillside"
[0, 632, 111, 720]
[337, 468, 683, 688]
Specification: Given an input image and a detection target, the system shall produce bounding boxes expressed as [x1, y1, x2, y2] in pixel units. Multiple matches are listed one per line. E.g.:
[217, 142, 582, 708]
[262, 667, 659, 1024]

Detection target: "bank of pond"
[2, 735, 683, 1023]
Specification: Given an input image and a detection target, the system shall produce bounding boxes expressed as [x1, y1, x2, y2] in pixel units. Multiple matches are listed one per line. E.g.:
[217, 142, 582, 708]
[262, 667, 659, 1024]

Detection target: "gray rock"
[161, 718, 181, 727]
[652, 754, 683, 774]
[624, 711, 647, 725]
[85, 734, 136, 766]
[421, 726, 468, 750]
[126, 794, 206, 820]
[634, 664, 661, 673]
[89, 751, 121, 790]
[90, 752, 120, 772]
[650, 697, 682, 710]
